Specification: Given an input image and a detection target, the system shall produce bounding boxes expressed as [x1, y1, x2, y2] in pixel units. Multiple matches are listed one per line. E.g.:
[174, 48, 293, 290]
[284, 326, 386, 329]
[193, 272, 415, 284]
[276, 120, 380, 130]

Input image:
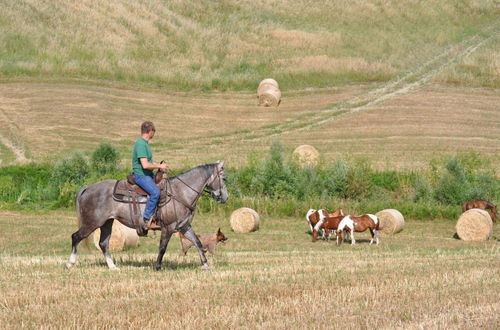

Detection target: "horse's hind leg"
[99, 219, 118, 270]
[66, 225, 95, 269]
[155, 227, 173, 271]
[182, 226, 209, 270]
[369, 228, 375, 245]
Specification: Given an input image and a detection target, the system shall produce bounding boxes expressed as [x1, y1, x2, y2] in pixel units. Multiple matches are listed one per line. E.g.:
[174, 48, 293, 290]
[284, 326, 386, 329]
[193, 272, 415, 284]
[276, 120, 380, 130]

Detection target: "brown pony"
[307, 208, 344, 241]
[312, 215, 344, 242]
[462, 200, 497, 222]
[336, 214, 380, 245]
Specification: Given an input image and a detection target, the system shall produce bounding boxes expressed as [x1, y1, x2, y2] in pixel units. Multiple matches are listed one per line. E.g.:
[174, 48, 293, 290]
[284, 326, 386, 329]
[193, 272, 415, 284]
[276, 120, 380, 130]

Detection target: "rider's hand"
[159, 163, 169, 171]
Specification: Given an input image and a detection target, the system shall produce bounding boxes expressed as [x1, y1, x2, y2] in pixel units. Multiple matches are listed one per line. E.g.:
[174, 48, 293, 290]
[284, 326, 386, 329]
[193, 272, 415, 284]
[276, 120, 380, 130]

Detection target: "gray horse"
[66, 161, 228, 270]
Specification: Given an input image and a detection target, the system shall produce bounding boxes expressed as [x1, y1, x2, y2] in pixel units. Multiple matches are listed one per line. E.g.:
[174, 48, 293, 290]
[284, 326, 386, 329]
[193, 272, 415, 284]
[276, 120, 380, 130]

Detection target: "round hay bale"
[375, 209, 405, 235]
[456, 208, 493, 241]
[230, 207, 260, 233]
[293, 145, 320, 167]
[258, 78, 279, 92]
[258, 85, 281, 107]
[93, 221, 139, 252]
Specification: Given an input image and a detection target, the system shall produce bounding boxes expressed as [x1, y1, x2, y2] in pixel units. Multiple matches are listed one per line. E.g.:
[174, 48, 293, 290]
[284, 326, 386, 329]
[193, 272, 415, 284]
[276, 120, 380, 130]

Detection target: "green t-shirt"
[132, 137, 153, 176]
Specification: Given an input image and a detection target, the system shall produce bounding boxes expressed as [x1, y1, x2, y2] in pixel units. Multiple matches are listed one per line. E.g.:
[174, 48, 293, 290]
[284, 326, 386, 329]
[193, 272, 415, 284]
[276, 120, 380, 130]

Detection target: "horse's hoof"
[155, 264, 162, 271]
[201, 263, 210, 271]
[65, 262, 74, 269]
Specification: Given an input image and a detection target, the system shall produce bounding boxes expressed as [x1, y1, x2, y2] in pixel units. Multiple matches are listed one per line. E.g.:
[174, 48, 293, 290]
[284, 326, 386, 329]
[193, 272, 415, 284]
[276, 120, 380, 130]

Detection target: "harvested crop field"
[1, 82, 498, 170]
[0, 210, 499, 329]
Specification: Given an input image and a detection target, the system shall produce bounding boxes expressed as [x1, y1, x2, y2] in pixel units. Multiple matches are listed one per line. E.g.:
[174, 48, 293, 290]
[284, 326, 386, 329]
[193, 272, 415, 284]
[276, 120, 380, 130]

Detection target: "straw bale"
[93, 221, 139, 252]
[456, 208, 493, 241]
[375, 209, 404, 235]
[258, 78, 279, 92]
[258, 85, 281, 107]
[293, 145, 319, 167]
[230, 207, 260, 233]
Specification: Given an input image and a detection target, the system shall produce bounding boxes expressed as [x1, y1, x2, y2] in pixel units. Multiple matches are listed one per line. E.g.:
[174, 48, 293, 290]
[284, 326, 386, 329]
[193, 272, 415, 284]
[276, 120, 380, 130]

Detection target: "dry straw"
[258, 78, 279, 93]
[257, 78, 281, 107]
[230, 207, 260, 233]
[93, 221, 139, 252]
[456, 208, 493, 241]
[375, 209, 405, 235]
[293, 145, 320, 167]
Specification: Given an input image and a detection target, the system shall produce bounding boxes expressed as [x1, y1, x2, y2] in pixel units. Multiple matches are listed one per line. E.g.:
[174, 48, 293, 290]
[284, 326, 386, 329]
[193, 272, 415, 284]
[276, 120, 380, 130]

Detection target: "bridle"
[163, 166, 225, 212]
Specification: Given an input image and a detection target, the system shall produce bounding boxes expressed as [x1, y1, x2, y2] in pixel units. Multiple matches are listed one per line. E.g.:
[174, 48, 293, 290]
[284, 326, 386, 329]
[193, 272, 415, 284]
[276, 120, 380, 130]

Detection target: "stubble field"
[0, 211, 498, 329]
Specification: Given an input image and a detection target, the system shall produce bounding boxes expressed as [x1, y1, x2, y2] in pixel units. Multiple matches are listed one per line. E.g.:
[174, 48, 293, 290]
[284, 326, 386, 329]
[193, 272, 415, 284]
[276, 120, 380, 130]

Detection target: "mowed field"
[0, 211, 498, 329]
[1, 81, 499, 170]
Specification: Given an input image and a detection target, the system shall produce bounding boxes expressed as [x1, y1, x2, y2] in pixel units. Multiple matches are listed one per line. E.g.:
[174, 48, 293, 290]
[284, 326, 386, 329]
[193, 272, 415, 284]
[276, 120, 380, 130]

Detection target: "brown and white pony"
[462, 200, 497, 223]
[307, 208, 344, 241]
[336, 214, 380, 245]
[312, 215, 344, 242]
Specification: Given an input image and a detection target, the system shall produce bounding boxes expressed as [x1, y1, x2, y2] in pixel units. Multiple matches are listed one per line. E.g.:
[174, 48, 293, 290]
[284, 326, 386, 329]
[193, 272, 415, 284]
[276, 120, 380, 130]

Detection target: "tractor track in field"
[184, 25, 499, 151]
[0, 106, 28, 163]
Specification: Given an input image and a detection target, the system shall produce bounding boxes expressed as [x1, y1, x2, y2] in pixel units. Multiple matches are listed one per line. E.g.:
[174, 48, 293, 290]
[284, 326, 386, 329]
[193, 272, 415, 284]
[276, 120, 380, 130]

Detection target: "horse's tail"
[76, 186, 90, 249]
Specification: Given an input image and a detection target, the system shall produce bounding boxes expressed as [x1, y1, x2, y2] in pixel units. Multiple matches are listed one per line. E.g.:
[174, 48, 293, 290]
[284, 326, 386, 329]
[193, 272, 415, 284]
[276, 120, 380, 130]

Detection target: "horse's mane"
[169, 163, 217, 180]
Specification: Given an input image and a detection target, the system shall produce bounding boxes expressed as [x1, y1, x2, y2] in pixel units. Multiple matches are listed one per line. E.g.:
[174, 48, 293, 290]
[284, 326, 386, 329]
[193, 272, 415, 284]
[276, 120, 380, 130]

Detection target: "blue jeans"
[134, 174, 160, 220]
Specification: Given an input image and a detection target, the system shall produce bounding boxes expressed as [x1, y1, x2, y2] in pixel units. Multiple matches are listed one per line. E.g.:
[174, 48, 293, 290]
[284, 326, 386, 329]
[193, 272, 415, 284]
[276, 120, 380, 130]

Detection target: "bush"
[434, 155, 499, 205]
[51, 151, 89, 187]
[413, 177, 433, 202]
[324, 160, 349, 198]
[346, 158, 373, 199]
[251, 141, 296, 197]
[91, 142, 120, 176]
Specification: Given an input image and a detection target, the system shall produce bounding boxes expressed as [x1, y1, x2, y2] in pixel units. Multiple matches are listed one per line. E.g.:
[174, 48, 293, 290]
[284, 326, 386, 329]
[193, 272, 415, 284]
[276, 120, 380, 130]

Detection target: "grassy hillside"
[1, 0, 498, 90]
[0, 1, 499, 170]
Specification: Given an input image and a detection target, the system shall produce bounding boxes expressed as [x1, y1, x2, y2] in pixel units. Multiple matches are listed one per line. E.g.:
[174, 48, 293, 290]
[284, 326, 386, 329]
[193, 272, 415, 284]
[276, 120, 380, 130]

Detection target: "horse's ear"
[217, 227, 221, 233]
[218, 160, 224, 168]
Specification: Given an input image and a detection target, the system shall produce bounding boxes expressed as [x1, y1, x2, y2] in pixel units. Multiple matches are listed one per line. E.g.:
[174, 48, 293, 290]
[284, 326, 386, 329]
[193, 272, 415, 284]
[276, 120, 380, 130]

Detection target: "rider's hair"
[141, 121, 156, 134]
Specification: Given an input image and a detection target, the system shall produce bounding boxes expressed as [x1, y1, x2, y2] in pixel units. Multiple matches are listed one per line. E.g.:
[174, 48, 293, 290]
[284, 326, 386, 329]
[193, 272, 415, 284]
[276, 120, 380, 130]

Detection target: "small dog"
[179, 228, 228, 256]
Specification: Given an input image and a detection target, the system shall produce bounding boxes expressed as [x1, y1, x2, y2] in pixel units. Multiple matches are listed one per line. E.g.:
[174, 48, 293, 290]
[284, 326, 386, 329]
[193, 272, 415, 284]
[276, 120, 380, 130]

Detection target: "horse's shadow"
[115, 259, 200, 270]
[112, 256, 229, 270]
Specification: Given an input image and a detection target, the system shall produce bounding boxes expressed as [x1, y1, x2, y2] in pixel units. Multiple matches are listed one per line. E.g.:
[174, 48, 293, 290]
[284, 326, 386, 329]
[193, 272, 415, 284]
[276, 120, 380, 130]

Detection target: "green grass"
[0, 0, 498, 90]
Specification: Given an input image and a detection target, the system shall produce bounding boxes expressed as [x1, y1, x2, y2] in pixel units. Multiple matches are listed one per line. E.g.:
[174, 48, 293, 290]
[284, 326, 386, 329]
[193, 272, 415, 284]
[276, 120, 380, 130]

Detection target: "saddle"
[112, 171, 167, 204]
[112, 171, 168, 235]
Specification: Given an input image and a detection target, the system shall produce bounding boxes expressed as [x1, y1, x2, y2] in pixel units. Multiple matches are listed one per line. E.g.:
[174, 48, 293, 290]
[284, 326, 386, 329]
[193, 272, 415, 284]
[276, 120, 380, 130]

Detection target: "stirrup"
[147, 219, 161, 231]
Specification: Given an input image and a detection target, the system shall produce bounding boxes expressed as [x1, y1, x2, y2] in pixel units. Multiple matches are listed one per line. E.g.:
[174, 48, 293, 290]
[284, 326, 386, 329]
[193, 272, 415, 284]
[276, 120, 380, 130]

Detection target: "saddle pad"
[112, 180, 148, 204]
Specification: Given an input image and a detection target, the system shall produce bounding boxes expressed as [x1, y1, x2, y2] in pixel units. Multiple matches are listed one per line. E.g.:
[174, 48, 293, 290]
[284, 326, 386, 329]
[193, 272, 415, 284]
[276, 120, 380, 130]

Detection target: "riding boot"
[145, 207, 162, 231]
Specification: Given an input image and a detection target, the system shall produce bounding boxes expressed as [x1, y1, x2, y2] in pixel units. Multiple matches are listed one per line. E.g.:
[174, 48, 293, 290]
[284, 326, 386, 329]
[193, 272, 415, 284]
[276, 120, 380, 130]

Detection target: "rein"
[163, 166, 223, 213]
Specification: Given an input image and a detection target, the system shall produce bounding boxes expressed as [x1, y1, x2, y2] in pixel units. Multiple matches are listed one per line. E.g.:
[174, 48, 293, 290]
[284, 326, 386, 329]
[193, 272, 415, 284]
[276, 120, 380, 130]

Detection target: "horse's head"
[206, 161, 228, 203]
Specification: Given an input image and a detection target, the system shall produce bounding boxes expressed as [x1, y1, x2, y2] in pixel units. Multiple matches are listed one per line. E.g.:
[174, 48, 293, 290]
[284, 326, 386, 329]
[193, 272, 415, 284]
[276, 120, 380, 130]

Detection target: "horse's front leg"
[182, 226, 209, 270]
[99, 219, 118, 269]
[155, 227, 173, 271]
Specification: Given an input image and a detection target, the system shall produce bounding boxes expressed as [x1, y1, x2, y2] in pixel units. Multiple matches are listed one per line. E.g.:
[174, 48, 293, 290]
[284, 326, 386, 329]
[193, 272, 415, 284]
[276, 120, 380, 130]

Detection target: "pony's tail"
[76, 186, 90, 249]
